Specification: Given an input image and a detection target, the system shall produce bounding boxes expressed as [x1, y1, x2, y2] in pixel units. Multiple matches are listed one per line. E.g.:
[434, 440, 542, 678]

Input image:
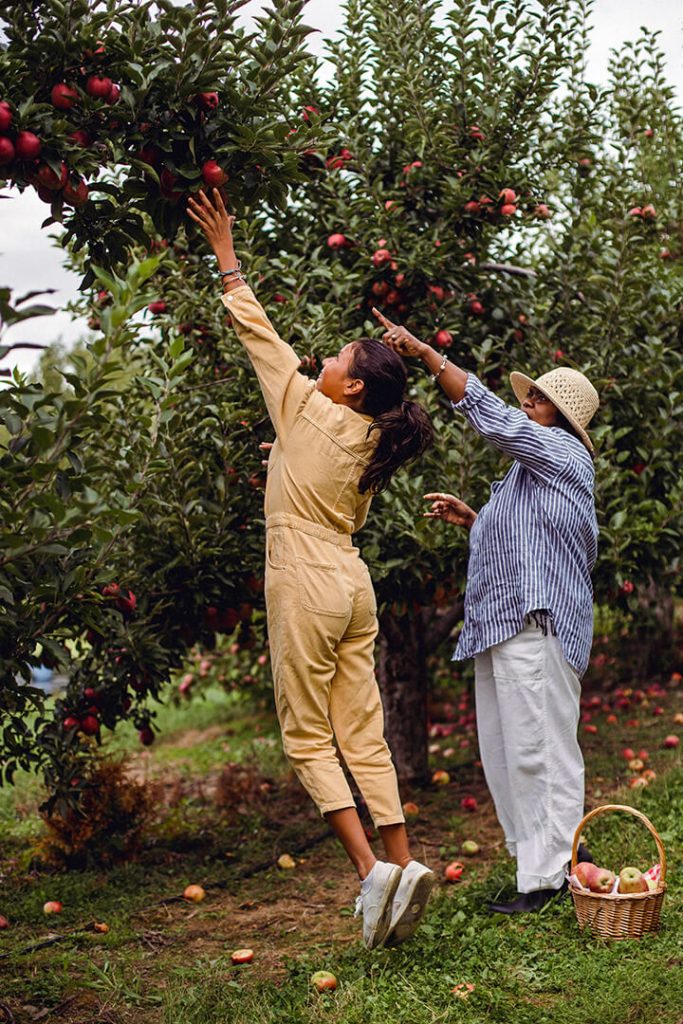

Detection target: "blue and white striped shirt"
[452, 374, 598, 677]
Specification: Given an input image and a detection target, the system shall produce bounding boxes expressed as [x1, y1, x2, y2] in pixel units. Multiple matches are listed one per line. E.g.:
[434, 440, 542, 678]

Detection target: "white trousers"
[474, 619, 584, 893]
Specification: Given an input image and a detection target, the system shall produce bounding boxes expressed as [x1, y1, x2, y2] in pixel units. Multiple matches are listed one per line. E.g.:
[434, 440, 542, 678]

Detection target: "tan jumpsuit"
[221, 285, 404, 826]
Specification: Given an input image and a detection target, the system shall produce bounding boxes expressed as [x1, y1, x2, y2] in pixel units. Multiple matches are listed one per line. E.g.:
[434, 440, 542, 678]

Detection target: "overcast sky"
[1, 0, 681, 376]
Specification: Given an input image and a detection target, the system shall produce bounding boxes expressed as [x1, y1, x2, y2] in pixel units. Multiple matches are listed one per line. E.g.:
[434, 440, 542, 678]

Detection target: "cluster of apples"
[462, 187, 550, 221]
[573, 862, 657, 895]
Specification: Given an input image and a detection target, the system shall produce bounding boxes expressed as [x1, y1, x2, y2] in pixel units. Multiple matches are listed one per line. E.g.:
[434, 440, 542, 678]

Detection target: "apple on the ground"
[183, 884, 206, 902]
[461, 840, 479, 856]
[231, 948, 254, 964]
[43, 901, 63, 914]
[311, 970, 337, 992]
[444, 861, 464, 882]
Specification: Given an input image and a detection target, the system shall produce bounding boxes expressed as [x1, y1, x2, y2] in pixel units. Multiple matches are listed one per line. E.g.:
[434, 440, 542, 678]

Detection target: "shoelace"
[354, 894, 363, 918]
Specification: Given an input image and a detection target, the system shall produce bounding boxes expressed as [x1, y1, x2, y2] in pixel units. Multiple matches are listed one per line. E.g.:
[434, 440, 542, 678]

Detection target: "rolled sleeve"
[453, 373, 571, 484]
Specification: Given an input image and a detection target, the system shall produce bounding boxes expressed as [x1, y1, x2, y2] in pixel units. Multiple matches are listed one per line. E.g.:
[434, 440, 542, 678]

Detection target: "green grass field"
[1, 682, 682, 1024]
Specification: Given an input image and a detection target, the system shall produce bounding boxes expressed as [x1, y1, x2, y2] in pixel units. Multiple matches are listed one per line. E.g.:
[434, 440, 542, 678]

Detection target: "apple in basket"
[618, 867, 649, 894]
[573, 862, 615, 893]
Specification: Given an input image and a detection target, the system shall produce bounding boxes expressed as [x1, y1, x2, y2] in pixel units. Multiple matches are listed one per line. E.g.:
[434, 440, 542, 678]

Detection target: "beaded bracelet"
[430, 354, 448, 383]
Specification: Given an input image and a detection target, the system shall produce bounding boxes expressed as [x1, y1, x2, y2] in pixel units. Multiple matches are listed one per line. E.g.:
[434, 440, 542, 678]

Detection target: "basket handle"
[571, 803, 667, 881]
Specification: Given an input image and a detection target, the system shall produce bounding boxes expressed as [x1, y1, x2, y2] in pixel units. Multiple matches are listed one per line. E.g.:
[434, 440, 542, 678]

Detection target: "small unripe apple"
[327, 232, 348, 249]
[50, 83, 78, 110]
[43, 901, 63, 914]
[311, 970, 337, 992]
[461, 839, 480, 856]
[444, 860, 464, 882]
[86, 75, 113, 99]
[231, 948, 254, 964]
[0, 137, 14, 165]
[432, 769, 450, 786]
[201, 159, 228, 187]
[15, 130, 41, 160]
[0, 100, 12, 133]
[183, 884, 206, 902]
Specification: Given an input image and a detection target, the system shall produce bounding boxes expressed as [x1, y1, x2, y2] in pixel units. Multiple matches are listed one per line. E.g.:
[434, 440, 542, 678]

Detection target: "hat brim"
[510, 371, 594, 453]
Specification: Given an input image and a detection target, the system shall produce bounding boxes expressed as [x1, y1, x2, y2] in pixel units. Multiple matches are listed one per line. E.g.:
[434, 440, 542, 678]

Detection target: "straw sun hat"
[509, 367, 599, 452]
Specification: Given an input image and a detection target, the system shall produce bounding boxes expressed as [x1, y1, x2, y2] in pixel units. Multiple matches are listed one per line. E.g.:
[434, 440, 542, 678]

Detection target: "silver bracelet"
[219, 260, 243, 278]
[430, 354, 448, 383]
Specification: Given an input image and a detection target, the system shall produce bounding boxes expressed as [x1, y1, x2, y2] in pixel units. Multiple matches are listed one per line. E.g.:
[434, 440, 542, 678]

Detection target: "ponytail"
[348, 339, 434, 494]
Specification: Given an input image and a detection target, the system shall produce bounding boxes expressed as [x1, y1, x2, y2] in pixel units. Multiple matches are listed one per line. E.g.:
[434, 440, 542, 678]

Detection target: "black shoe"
[487, 882, 567, 915]
[576, 843, 594, 864]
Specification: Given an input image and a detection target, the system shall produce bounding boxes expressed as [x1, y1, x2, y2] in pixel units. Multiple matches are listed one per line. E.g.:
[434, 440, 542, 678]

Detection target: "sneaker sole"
[386, 870, 436, 945]
[364, 866, 403, 950]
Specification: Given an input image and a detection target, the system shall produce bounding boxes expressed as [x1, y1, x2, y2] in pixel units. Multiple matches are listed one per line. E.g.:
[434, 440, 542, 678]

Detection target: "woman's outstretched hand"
[187, 188, 236, 267]
[423, 492, 477, 529]
[372, 307, 427, 359]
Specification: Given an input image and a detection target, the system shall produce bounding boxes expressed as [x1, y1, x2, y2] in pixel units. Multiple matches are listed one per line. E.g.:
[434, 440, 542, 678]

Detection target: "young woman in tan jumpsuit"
[188, 189, 436, 950]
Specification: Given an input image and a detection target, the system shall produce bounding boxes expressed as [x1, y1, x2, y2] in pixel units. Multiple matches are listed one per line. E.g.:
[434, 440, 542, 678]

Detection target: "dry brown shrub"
[37, 757, 156, 869]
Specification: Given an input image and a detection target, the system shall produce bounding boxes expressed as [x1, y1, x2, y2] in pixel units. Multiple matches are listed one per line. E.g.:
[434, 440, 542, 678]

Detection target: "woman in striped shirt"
[374, 307, 599, 914]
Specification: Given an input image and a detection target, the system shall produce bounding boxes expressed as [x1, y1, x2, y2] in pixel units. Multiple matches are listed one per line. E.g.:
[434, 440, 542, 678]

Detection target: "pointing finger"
[371, 306, 396, 330]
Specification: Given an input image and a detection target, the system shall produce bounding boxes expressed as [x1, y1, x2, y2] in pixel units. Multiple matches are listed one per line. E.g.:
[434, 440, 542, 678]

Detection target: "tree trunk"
[376, 601, 464, 783]
[377, 609, 429, 783]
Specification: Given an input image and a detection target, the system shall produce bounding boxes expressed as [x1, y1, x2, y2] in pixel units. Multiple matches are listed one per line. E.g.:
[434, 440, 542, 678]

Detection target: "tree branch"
[479, 262, 537, 279]
[425, 599, 464, 651]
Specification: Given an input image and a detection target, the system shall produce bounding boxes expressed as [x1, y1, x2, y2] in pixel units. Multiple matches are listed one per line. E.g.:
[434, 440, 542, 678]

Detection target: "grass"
[1, 680, 682, 1024]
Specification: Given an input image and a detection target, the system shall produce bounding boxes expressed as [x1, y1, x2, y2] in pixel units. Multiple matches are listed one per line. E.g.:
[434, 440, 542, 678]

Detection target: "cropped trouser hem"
[319, 800, 405, 827]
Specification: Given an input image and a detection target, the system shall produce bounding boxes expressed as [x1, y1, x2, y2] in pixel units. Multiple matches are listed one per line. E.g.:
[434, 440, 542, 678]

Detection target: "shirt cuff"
[451, 372, 488, 413]
[220, 284, 252, 307]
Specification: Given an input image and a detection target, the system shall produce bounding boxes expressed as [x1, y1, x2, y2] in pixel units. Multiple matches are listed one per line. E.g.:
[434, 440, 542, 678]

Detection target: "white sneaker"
[354, 861, 403, 950]
[386, 860, 435, 945]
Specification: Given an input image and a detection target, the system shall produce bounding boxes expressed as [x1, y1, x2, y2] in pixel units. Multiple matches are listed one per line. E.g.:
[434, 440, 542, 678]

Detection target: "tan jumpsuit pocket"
[266, 528, 288, 570]
[296, 558, 349, 617]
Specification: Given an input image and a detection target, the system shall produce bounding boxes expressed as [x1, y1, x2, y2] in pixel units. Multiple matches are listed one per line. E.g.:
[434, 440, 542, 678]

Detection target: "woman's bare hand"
[372, 307, 428, 359]
[259, 441, 273, 468]
[423, 492, 477, 529]
[187, 188, 236, 266]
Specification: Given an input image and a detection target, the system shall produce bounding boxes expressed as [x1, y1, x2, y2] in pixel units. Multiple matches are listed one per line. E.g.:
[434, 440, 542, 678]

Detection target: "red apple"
[402, 801, 419, 820]
[63, 715, 80, 731]
[641, 204, 656, 220]
[533, 203, 550, 218]
[311, 970, 337, 992]
[463, 200, 480, 214]
[435, 329, 452, 349]
[444, 861, 464, 882]
[105, 83, 121, 104]
[148, 301, 167, 315]
[43, 900, 63, 914]
[183, 884, 206, 903]
[0, 137, 14, 165]
[137, 144, 161, 167]
[0, 915, 9, 929]
[231, 948, 254, 964]
[584, 723, 598, 734]
[15, 130, 41, 160]
[195, 92, 219, 111]
[80, 714, 99, 736]
[302, 105, 319, 121]
[467, 124, 485, 140]
[500, 203, 517, 216]
[0, 100, 12, 133]
[36, 161, 68, 190]
[627, 206, 642, 217]
[622, 747, 635, 760]
[663, 734, 680, 748]
[63, 178, 89, 207]
[372, 248, 391, 268]
[618, 867, 648, 894]
[68, 129, 91, 147]
[499, 188, 517, 204]
[606, 714, 618, 724]
[139, 726, 154, 746]
[460, 796, 477, 812]
[432, 769, 450, 786]
[50, 83, 78, 110]
[327, 232, 348, 249]
[201, 159, 228, 187]
[468, 298, 484, 316]
[86, 75, 113, 99]
[573, 862, 615, 893]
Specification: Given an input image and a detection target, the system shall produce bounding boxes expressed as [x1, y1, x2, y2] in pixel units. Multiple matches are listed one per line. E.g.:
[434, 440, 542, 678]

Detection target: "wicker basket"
[570, 804, 667, 939]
